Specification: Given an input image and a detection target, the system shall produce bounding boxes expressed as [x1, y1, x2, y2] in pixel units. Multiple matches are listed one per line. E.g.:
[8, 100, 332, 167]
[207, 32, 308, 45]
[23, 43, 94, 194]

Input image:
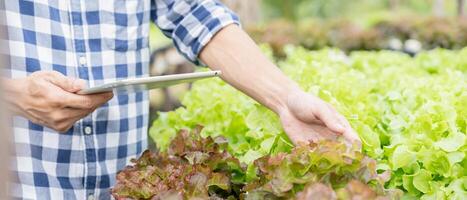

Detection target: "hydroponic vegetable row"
[248, 17, 467, 57]
[116, 47, 466, 200]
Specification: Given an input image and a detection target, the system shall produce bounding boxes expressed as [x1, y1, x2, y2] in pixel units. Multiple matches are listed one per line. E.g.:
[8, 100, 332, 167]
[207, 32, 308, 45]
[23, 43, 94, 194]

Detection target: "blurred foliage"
[149, 23, 172, 50]
[261, 0, 459, 22]
[247, 16, 467, 57]
[247, 19, 299, 58]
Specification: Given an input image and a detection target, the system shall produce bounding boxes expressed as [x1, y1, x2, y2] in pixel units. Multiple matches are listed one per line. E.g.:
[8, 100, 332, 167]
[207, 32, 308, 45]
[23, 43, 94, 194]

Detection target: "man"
[1, 0, 360, 199]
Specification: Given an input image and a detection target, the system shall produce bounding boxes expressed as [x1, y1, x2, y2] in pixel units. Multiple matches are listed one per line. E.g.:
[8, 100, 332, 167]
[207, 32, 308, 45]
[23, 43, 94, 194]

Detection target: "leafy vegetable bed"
[148, 47, 466, 199]
[113, 128, 400, 199]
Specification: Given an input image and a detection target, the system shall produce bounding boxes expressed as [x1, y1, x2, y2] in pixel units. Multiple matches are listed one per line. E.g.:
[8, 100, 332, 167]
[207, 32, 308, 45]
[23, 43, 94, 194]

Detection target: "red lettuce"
[112, 128, 401, 199]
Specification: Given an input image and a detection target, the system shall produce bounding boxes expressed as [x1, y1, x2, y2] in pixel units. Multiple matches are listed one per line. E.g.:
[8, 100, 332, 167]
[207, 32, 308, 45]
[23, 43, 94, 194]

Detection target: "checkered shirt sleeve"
[151, 0, 240, 64]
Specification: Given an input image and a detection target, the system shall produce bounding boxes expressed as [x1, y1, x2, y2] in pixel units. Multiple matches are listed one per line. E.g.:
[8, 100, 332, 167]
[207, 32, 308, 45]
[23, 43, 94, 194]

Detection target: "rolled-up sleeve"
[151, 0, 240, 64]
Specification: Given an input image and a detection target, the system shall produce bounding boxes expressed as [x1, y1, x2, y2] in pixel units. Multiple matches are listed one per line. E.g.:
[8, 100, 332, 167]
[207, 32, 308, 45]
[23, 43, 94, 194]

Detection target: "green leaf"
[354, 122, 382, 157]
[260, 136, 277, 154]
[208, 173, 231, 191]
[391, 145, 415, 170]
[245, 105, 282, 134]
[445, 177, 467, 200]
[447, 152, 465, 166]
[240, 150, 264, 164]
[413, 169, 432, 194]
[420, 150, 451, 177]
[402, 174, 418, 195]
[434, 131, 466, 152]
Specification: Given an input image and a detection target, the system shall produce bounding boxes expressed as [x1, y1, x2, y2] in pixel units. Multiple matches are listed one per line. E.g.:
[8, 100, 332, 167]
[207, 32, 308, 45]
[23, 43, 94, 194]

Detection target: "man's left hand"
[278, 90, 362, 147]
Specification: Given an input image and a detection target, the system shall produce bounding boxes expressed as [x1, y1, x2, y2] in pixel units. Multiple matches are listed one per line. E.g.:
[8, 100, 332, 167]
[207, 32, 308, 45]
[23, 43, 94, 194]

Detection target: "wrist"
[2, 78, 28, 115]
[270, 81, 302, 116]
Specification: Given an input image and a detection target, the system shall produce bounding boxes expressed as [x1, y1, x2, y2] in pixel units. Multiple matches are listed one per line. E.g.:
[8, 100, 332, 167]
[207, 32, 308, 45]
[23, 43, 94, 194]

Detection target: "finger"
[309, 124, 339, 141]
[48, 108, 94, 133]
[70, 92, 113, 109]
[343, 128, 362, 149]
[333, 112, 361, 147]
[55, 91, 113, 109]
[337, 114, 351, 128]
[43, 71, 86, 93]
[313, 103, 346, 134]
[326, 104, 351, 128]
[55, 107, 94, 122]
[60, 109, 93, 132]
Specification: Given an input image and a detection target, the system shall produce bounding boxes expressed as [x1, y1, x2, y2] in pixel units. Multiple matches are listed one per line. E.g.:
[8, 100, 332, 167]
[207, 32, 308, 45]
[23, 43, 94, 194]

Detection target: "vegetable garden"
[113, 46, 466, 199]
[117, 1, 467, 199]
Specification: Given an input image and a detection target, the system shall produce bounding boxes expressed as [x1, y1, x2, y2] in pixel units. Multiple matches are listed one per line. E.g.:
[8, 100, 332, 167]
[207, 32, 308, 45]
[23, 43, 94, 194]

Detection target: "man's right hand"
[3, 71, 113, 133]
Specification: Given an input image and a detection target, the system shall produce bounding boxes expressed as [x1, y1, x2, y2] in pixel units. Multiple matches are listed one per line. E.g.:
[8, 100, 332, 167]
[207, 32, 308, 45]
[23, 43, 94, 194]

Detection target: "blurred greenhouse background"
[148, 0, 466, 121]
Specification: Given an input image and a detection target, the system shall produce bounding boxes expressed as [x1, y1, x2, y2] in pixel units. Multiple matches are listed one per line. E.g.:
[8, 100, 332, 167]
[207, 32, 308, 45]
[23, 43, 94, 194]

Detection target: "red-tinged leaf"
[184, 151, 209, 165]
[296, 183, 337, 200]
[151, 190, 183, 200]
[167, 130, 187, 156]
[338, 180, 378, 199]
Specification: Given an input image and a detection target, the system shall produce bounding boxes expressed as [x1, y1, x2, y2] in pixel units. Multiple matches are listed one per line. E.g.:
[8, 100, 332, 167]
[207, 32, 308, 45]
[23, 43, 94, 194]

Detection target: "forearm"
[199, 25, 361, 145]
[199, 25, 301, 114]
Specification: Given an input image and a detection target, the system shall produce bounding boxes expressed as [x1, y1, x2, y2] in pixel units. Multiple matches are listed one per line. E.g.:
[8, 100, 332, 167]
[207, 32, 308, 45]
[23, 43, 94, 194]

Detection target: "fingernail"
[336, 124, 345, 131]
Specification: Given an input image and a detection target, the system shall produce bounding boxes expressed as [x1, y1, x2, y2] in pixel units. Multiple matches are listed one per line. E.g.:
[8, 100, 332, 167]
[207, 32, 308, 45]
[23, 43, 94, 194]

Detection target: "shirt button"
[87, 194, 95, 200]
[79, 56, 87, 66]
[84, 126, 92, 135]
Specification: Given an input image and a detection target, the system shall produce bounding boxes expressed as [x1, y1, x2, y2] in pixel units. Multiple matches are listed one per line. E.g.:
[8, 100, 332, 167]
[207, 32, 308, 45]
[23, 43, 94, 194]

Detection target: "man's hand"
[279, 91, 361, 147]
[3, 71, 113, 133]
[200, 25, 361, 147]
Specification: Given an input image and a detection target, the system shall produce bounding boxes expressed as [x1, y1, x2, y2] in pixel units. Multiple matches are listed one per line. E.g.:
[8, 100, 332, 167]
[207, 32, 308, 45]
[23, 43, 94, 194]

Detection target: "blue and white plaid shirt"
[3, 0, 239, 199]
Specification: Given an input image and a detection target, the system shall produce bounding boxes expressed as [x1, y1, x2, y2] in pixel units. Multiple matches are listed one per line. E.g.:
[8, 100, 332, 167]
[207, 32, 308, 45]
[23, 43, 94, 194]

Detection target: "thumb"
[44, 71, 86, 93]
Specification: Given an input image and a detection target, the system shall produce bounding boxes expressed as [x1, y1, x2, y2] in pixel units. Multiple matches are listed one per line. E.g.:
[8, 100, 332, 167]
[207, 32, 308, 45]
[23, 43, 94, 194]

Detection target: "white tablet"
[77, 71, 221, 95]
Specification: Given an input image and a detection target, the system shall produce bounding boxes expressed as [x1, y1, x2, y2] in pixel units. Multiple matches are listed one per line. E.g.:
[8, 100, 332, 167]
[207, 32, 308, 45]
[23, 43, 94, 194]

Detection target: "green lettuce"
[150, 47, 467, 198]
